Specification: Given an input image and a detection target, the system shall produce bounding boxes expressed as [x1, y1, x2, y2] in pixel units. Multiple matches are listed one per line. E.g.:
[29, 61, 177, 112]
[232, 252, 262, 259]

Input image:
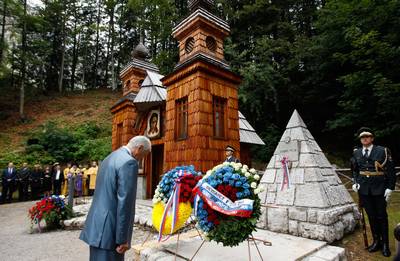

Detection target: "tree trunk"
[0, 0, 7, 64]
[19, 0, 27, 120]
[58, 2, 66, 93]
[71, 2, 78, 91]
[109, 2, 116, 90]
[93, 0, 101, 88]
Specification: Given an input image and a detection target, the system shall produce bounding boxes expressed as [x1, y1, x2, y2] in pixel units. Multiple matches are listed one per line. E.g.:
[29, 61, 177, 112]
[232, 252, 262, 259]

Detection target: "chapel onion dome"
[132, 42, 149, 60]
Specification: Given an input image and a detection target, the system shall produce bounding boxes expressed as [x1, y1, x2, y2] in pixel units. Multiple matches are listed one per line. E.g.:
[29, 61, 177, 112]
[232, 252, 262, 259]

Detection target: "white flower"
[243, 164, 249, 170]
[229, 162, 236, 167]
[241, 168, 247, 174]
[258, 186, 266, 192]
[254, 188, 260, 194]
[223, 162, 230, 166]
[245, 172, 251, 178]
[249, 168, 257, 174]
[253, 174, 260, 181]
[251, 182, 257, 189]
[159, 193, 164, 197]
[234, 166, 240, 171]
[152, 198, 160, 204]
[237, 163, 242, 168]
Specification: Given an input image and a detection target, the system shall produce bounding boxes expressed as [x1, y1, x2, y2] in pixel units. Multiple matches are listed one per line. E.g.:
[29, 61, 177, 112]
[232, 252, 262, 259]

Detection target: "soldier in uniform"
[224, 145, 240, 163]
[351, 127, 396, 257]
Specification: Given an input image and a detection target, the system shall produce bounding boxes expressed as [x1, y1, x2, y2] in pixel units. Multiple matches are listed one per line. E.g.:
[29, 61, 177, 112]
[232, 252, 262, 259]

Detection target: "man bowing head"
[80, 136, 151, 261]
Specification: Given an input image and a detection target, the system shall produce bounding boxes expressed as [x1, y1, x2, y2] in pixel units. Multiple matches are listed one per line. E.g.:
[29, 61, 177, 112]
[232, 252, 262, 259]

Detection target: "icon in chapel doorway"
[146, 109, 161, 139]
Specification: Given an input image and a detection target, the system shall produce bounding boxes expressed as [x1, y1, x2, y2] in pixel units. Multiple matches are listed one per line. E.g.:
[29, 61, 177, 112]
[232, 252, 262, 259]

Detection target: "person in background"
[224, 146, 240, 163]
[75, 166, 83, 200]
[81, 163, 89, 196]
[62, 163, 71, 196]
[43, 165, 52, 197]
[87, 161, 98, 196]
[17, 162, 31, 201]
[67, 164, 77, 206]
[30, 164, 43, 200]
[1, 162, 17, 204]
[52, 163, 64, 196]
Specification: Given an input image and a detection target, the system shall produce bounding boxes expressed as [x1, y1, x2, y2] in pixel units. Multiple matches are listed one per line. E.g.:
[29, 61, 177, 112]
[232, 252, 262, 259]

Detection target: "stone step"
[133, 229, 347, 261]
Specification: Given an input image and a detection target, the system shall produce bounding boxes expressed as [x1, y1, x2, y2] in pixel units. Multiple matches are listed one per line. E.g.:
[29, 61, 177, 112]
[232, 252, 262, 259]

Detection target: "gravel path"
[0, 201, 156, 261]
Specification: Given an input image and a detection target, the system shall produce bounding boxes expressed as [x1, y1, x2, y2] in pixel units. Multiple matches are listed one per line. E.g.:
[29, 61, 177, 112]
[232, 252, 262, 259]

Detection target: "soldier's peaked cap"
[357, 127, 374, 138]
[225, 145, 236, 152]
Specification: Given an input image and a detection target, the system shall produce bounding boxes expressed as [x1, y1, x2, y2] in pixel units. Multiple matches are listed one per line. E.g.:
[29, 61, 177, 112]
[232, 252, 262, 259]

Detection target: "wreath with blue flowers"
[195, 162, 263, 247]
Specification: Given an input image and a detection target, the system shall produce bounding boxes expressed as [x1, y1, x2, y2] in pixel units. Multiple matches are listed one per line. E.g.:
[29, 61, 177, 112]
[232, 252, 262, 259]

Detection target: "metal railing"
[335, 167, 400, 192]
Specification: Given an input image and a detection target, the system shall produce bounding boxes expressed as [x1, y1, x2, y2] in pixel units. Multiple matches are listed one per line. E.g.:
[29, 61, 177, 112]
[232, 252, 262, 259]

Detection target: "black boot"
[381, 218, 391, 257]
[368, 235, 382, 252]
[368, 218, 382, 252]
[382, 242, 391, 257]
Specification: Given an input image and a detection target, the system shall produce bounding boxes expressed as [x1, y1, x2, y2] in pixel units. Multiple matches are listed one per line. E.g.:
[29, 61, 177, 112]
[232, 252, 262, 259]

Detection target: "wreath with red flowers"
[195, 162, 263, 247]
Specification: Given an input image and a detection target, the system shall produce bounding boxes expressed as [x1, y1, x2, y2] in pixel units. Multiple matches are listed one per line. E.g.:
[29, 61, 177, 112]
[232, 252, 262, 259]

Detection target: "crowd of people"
[0, 161, 98, 204]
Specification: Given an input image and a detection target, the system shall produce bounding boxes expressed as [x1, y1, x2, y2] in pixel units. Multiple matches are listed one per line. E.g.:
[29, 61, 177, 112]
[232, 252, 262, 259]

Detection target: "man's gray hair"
[126, 136, 152, 152]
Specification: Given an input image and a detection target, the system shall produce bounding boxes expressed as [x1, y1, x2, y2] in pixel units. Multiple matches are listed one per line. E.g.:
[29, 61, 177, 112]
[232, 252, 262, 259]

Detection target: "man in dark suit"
[351, 127, 396, 257]
[1, 162, 17, 203]
[17, 162, 31, 201]
[224, 145, 240, 163]
[80, 136, 151, 261]
[52, 163, 64, 196]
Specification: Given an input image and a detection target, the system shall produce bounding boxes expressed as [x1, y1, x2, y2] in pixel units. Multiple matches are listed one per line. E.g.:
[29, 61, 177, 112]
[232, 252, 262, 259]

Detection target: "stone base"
[133, 229, 347, 261]
[63, 199, 153, 229]
[257, 204, 359, 243]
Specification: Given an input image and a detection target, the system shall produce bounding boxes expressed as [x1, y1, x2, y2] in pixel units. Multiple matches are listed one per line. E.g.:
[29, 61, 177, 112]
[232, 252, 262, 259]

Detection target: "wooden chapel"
[111, 0, 265, 199]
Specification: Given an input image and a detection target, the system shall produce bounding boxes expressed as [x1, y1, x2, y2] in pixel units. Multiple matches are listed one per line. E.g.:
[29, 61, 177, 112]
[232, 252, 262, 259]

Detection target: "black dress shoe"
[382, 243, 391, 257]
[368, 240, 381, 252]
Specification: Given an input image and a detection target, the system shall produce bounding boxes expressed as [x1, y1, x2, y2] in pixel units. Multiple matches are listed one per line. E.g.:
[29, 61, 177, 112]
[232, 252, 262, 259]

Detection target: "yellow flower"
[152, 201, 192, 235]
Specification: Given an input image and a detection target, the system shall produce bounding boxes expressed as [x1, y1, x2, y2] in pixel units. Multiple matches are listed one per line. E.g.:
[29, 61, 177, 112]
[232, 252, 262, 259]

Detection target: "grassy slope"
[0, 89, 120, 157]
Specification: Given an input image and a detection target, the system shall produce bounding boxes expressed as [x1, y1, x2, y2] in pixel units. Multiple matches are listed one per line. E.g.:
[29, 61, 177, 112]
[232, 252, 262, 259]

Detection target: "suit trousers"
[89, 246, 124, 261]
[360, 194, 389, 242]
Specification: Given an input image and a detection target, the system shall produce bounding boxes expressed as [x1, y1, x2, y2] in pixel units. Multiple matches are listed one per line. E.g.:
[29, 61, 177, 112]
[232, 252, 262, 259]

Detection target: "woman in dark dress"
[42, 166, 52, 197]
[30, 164, 43, 200]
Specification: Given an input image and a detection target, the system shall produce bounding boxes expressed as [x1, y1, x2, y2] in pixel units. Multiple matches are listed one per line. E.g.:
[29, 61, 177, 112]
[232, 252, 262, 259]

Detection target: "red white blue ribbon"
[280, 156, 291, 191]
[193, 182, 254, 218]
[157, 170, 187, 242]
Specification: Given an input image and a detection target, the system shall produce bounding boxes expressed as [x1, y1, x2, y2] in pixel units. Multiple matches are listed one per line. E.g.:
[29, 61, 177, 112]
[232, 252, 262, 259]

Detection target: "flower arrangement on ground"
[152, 165, 202, 239]
[28, 195, 73, 232]
[194, 162, 264, 247]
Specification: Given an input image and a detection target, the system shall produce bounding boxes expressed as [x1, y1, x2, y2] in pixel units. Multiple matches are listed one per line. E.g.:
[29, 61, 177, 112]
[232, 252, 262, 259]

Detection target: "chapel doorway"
[147, 144, 164, 199]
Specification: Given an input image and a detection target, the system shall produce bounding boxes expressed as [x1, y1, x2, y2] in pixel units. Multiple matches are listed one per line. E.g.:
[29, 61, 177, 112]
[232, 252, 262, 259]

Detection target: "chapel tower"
[162, 0, 242, 172]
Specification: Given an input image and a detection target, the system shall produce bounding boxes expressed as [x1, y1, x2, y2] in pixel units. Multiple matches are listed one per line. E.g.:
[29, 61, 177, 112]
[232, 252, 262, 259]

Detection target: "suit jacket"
[351, 145, 396, 196]
[225, 156, 240, 163]
[52, 170, 64, 184]
[17, 168, 31, 184]
[79, 147, 138, 250]
[2, 168, 17, 182]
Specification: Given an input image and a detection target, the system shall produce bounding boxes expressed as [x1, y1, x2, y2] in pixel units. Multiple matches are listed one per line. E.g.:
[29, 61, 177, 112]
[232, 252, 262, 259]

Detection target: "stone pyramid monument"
[257, 110, 359, 242]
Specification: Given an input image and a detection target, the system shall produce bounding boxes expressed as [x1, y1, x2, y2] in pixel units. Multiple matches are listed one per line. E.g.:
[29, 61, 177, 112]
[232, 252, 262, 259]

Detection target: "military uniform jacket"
[225, 156, 240, 163]
[351, 145, 396, 196]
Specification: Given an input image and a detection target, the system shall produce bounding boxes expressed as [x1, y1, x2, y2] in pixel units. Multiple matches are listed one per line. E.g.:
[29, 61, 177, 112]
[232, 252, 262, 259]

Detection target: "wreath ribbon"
[157, 170, 188, 242]
[280, 156, 291, 191]
[193, 181, 253, 218]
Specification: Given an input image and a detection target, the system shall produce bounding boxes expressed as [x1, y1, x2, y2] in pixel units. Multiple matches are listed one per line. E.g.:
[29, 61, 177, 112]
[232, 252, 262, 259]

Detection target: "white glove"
[352, 183, 360, 193]
[384, 189, 393, 202]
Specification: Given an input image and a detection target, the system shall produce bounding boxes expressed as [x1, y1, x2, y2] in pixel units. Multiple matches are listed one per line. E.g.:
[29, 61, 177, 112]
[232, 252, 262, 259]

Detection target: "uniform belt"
[360, 171, 384, 177]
